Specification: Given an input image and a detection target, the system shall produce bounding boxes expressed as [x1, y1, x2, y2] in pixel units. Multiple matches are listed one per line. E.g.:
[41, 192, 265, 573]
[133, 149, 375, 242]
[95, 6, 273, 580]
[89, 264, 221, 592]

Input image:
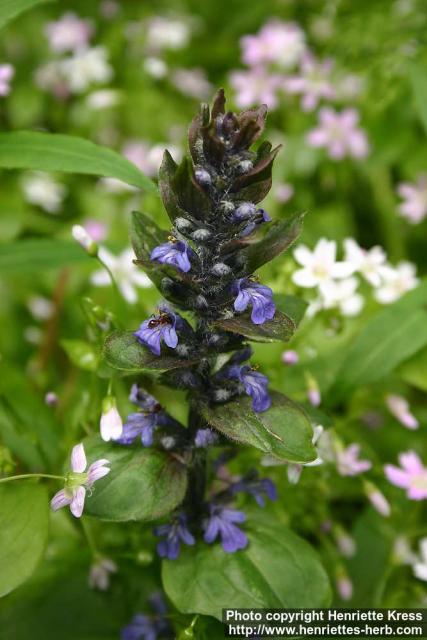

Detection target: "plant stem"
[96, 255, 123, 326]
[0, 473, 65, 484]
[81, 517, 98, 556]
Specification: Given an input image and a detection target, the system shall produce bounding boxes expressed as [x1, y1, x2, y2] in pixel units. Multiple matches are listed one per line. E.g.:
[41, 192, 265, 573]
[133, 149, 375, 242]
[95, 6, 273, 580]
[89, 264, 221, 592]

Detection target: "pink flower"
[0, 64, 14, 97]
[241, 20, 306, 69]
[45, 12, 93, 53]
[384, 451, 427, 500]
[230, 68, 282, 109]
[274, 182, 294, 203]
[283, 53, 335, 111]
[386, 394, 419, 430]
[281, 349, 299, 365]
[83, 219, 108, 242]
[50, 443, 110, 518]
[397, 175, 427, 224]
[336, 444, 372, 477]
[307, 107, 369, 160]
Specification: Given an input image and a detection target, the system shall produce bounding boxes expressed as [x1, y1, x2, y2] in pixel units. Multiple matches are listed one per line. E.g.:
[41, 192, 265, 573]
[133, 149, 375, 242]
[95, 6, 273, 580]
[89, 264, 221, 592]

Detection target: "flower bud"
[234, 202, 256, 220]
[175, 217, 193, 232]
[281, 350, 299, 365]
[194, 294, 208, 310]
[72, 225, 98, 256]
[212, 262, 231, 277]
[100, 396, 123, 441]
[45, 391, 58, 406]
[236, 159, 253, 174]
[194, 168, 211, 186]
[363, 481, 391, 517]
[191, 228, 211, 242]
[219, 200, 235, 214]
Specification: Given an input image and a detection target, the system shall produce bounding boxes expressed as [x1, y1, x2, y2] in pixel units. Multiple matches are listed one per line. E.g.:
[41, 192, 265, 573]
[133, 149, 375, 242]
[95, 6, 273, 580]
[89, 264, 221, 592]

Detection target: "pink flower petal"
[71, 443, 87, 473]
[399, 451, 423, 474]
[384, 464, 410, 488]
[50, 489, 72, 511]
[70, 486, 86, 518]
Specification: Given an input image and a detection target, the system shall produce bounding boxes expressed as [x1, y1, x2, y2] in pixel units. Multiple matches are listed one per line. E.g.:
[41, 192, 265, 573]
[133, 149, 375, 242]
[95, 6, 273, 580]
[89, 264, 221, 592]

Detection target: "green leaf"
[215, 294, 307, 343]
[0, 239, 91, 273]
[0, 132, 157, 193]
[0, 0, 54, 31]
[215, 310, 296, 343]
[83, 438, 188, 522]
[410, 63, 427, 136]
[328, 281, 427, 403]
[200, 391, 316, 463]
[0, 483, 49, 597]
[61, 340, 99, 372]
[398, 346, 427, 392]
[162, 510, 331, 619]
[240, 211, 304, 273]
[0, 367, 60, 469]
[130, 210, 168, 262]
[103, 331, 197, 374]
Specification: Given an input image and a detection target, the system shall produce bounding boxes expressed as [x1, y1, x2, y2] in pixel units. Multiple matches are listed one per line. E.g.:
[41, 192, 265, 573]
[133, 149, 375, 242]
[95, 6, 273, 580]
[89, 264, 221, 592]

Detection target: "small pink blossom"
[336, 575, 353, 601]
[0, 64, 14, 96]
[45, 13, 93, 53]
[307, 107, 369, 160]
[274, 182, 294, 203]
[384, 451, 427, 500]
[397, 175, 427, 224]
[89, 557, 117, 590]
[281, 350, 299, 365]
[83, 219, 108, 242]
[386, 394, 419, 430]
[283, 53, 335, 111]
[336, 444, 372, 477]
[171, 68, 213, 100]
[241, 20, 306, 69]
[364, 481, 391, 517]
[50, 443, 110, 518]
[229, 68, 282, 110]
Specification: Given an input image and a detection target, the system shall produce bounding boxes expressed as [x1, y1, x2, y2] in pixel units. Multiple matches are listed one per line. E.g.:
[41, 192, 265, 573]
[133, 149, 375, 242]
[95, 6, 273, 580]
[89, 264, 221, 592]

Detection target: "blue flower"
[230, 475, 277, 507]
[150, 240, 192, 273]
[118, 385, 178, 447]
[203, 504, 248, 553]
[154, 513, 195, 560]
[233, 278, 275, 325]
[194, 428, 218, 448]
[121, 593, 172, 640]
[227, 364, 271, 412]
[135, 311, 179, 356]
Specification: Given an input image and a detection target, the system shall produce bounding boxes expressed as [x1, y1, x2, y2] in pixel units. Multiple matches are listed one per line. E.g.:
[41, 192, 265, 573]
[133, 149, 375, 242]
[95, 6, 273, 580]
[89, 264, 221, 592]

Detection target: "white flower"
[100, 398, 123, 442]
[343, 238, 386, 287]
[27, 296, 53, 321]
[86, 89, 121, 110]
[143, 56, 168, 78]
[61, 46, 113, 93]
[319, 277, 364, 317]
[72, 224, 97, 254]
[21, 172, 66, 213]
[375, 262, 418, 304]
[145, 17, 191, 51]
[89, 558, 117, 590]
[44, 12, 93, 53]
[91, 248, 152, 304]
[386, 394, 419, 430]
[413, 538, 427, 582]
[292, 239, 354, 289]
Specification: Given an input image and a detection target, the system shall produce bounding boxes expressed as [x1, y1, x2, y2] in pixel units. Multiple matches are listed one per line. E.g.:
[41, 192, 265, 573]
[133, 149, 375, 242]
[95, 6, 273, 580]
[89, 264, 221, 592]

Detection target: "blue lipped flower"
[203, 504, 248, 553]
[150, 239, 192, 273]
[118, 385, 178, 447]
[230, 474, 277, 507]
[135, 310, 179, 356]
[154, 513, 195, 560]
[194, 428, 218, 448]
[233, 278, 275, 325]
[121, 593, 172, 640]
[227, 364, 271, 412]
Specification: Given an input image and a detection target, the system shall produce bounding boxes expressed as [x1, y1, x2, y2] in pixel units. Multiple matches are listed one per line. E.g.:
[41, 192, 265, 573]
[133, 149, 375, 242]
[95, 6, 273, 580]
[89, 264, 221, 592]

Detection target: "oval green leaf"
[0, 0, 54, 31]
[103, 330, 197, 374]
[200, 391, 316, 463]
[0, 483, 49, 597]
[162, 511, 331, 619]
[0, 131, 158, 193]
[84, 437, 188, 522]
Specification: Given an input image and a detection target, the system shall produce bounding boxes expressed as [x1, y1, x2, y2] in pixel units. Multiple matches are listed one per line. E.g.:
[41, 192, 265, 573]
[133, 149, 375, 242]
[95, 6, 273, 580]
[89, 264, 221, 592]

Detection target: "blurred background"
[0, 0, 427, 635]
